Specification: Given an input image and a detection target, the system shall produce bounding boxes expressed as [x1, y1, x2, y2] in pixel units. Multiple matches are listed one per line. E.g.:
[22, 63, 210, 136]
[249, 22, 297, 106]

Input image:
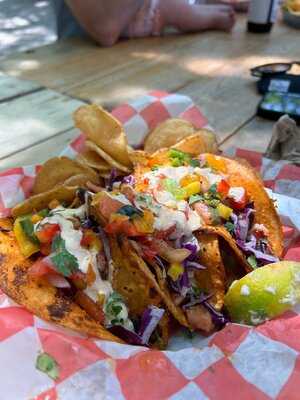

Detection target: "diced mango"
[13, 219, 39, 258]
[206, 154, 227, 173]
[132, 210, 154, 234]
[217, 203, 233, 220]
[31, 214, 42, 224]
[183, 181, 201, 199]
[180, 174, 199, 187]
[168, 262, 184, 281]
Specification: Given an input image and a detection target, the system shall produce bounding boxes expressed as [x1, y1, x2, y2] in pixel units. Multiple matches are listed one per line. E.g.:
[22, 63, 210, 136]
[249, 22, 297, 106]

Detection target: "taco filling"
[7, 148, 283, 343]
[90, 150, 281, 333]
[12, 192, 167, 348]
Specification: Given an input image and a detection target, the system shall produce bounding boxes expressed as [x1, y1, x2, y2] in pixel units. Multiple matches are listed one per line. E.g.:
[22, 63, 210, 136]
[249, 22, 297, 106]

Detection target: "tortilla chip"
[195, 233, 226, 311]
[144, 118, 195, 153]
[62, 174, 96, 188]
[204, 154, 283, 257]
[172, 133, 217, 156]
[85, 140, 130, 174]
[33, 157, 99, 195]
[76, 149, 111, 172]
[110, 236, 161, 317]
[0, 231, 122, 343]
[12, 186, 78, 218]
[128, 149, 149, 166]
[73, 104, 132, 168]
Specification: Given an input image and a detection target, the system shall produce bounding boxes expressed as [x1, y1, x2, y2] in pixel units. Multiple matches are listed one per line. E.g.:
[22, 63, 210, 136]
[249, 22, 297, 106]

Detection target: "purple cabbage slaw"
[109, 306, 164, 346]
[230, 204, 278, 266]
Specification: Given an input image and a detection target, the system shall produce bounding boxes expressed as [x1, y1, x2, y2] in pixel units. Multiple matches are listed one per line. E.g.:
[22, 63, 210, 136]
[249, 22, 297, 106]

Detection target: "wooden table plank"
[0, 34, 196, 94]
[220, 116, 274, 154]
[0, 72, 41, 102]
[0, 128, 79, 171]
[0, 14, 297, 157]
[0, 89, 83, 161]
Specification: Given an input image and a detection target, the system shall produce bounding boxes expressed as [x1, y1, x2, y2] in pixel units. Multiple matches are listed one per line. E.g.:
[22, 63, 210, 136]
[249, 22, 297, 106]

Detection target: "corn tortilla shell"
[0, 231, 122, 343]
[204, 154, 283, 258]
[195, 233, 226, 311]
[110, 237, 161, 317]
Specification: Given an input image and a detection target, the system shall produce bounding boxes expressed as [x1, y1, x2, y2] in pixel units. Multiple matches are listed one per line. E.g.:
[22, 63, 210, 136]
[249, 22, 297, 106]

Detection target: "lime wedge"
[224, 261, 300, 325]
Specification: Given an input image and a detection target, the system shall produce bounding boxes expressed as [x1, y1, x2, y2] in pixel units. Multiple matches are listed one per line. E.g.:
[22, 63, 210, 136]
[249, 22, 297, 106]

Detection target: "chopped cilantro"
[36, 352, 59, 380]
[168, 149, 191, 166]
[247, 255, 258, 269]
[112, 304, 123, 316]
[189, 194, 203, 205]
[171, 158, 182, 167]
[189, 159, 200, 167]
[19, 218, 39, 245]
[224, 222, 235, 235]
[51, 235, 79, 277]
[208, 183, 218, 195]
[117, 205, 143, 219]
[38, 209, 49, 218]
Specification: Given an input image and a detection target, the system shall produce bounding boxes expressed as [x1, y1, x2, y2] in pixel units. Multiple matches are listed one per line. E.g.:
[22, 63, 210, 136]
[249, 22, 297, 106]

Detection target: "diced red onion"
[138, 306, 165, 345]
[185, 261, 206, 270]
[122, 175, 136, 185]
[109, 325, 143, 346]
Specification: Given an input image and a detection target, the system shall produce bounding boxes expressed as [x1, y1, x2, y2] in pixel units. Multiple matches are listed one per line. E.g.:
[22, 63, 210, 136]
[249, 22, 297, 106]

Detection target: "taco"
[3, 188, 174, 348]
[90, 146, 282, 333]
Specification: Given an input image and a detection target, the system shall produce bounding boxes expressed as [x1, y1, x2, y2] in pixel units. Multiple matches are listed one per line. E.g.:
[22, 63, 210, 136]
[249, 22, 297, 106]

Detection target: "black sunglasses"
[251, 61, 300, 77]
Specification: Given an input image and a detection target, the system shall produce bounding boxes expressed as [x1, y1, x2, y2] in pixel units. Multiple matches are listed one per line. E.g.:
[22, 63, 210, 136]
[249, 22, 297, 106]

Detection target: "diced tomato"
[70, 271, 87, 290]
[40, 243, 51, 256]
[228, 187, 248, 211]
[80, 229, 95, 246]
[74, 291, 104, 324]
[142, 246, 157, 261]
[194, 202, 212, 224]
[36, 224, 60, 244]
[217, 179, 230, 198]
[93, 192, 124, 221]
[105, 218, 139, 237]
[28, 257, 55, 277]
[143, 177, 150, 185]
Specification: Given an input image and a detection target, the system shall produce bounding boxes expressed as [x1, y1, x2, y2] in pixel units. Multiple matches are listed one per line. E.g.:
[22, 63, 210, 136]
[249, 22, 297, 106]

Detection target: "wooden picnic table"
[0, 14, 299, 171]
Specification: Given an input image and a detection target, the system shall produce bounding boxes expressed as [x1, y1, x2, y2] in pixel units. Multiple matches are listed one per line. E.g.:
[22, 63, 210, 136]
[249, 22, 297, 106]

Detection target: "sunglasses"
[250, 62, 300, 77]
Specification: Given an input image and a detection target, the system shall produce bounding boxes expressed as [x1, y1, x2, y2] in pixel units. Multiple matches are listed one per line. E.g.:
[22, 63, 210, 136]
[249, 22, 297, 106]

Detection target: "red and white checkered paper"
[1, 91, 300, 400]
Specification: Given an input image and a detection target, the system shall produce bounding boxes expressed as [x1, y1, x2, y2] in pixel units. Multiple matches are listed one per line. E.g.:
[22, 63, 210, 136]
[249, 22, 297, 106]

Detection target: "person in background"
[54, 0, 236, 47]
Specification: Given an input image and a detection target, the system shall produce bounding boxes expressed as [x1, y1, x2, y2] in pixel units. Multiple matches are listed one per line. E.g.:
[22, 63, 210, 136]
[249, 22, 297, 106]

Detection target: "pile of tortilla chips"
[0, 105, 283, 349]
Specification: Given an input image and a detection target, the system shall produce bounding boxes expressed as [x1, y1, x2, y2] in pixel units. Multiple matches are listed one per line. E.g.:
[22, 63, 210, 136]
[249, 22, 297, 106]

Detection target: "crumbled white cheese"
[228, 187, 245, 202]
